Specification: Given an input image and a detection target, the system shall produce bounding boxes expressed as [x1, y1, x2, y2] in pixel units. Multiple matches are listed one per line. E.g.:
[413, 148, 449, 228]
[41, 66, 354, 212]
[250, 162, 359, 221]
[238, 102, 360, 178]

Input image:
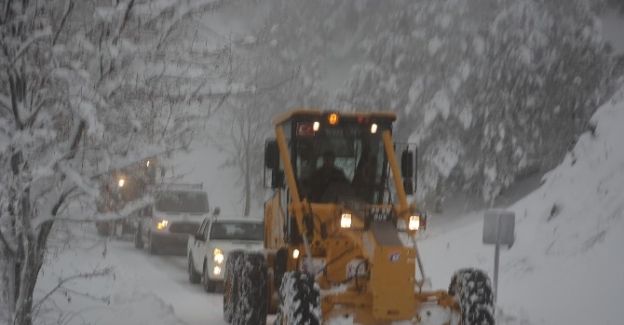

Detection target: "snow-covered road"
[110, 241, 226, 325]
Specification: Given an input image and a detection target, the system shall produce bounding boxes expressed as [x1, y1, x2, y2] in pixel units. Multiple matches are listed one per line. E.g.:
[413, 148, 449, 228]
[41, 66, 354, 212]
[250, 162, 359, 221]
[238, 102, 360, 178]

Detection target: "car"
[187, 216, 264, 292]
[134, 184, 209, 255]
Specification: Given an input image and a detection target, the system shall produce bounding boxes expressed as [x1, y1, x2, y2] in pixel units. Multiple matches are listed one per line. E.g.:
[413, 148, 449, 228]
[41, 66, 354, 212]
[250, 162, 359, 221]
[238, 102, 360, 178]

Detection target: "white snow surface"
[419, 86, 624, 325]
[424, 90, 451, 126]
[36, 225, 227, 325]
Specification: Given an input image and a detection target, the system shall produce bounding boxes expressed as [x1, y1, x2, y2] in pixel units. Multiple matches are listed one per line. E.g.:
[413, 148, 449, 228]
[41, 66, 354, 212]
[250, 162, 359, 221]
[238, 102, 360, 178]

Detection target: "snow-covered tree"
[341, 0, 614, 204]
[214, 11, 325, 216]
[0, 1, 230, 323]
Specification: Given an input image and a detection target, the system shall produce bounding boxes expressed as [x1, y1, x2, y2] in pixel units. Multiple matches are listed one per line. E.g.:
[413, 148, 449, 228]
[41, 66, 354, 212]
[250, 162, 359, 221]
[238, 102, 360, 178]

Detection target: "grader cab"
[223, 110, 494, 325]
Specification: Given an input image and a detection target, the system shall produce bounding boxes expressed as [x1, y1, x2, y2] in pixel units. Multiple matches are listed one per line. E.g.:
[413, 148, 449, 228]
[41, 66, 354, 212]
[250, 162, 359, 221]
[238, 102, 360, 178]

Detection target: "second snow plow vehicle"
[224, 110, 494, 325]
[96, 158, 157, 237]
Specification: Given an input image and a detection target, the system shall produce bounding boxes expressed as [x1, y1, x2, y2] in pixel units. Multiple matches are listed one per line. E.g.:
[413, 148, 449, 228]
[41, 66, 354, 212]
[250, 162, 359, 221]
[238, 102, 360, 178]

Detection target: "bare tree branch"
[51, 187, 77, 217]
[8, 71, 23, 130]
[66, 120, 86, 160]
[155, 0, 227, 50]
[32, 268, 114, 312]
[2, 0, 12, 24]
[112, 0, 135, 46]
[10, 29, 52, 66]
[0, 227, 17, 256]
[52, 0, 74, 46]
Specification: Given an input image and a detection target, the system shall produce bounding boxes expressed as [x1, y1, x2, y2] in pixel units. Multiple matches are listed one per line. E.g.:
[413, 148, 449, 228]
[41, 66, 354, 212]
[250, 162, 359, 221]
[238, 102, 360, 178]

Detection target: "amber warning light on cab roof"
[327, 112, 339, 125]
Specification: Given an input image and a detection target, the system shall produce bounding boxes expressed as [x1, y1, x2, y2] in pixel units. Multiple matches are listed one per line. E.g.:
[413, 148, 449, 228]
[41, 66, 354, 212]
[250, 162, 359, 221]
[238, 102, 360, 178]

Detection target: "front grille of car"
[169, 222, 199, 234]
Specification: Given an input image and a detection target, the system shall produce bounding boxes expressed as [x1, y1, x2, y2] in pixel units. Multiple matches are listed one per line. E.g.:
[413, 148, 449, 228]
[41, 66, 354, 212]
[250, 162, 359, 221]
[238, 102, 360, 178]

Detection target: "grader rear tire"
[232, 253, 268, 325]
[277, 272, 321, 325]
[448, 268, 495, 325]
[223, 251, 244, 323]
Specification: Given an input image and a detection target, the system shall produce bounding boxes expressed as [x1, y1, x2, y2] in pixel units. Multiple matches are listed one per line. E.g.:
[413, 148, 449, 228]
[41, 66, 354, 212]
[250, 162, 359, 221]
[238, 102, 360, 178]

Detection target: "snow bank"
[418, 86, 624, 325]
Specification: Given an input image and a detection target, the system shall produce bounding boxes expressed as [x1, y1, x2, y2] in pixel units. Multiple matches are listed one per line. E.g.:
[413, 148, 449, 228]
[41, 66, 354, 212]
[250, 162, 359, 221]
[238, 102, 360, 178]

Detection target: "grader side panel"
[368, 222, 417, 320]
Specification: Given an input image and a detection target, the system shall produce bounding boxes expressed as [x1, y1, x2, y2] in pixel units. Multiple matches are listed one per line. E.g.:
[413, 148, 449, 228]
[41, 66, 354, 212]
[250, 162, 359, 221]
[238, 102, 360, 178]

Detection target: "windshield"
[294, 121, 387, 204]
[210, 222, 264, 241]
[155, 191, 208, 213]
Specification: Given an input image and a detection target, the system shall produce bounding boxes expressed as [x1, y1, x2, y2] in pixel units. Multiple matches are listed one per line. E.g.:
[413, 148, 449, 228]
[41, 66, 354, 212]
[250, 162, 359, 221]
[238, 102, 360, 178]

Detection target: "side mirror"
[271, 169, 284, 189]
[414, 148, 418, 192]
[212, 207, 220, 217]
[403, 179, 414, 195]
[265, 140, 280, 170]
[401, 150, 414, 178]
[401, 150, 414, 195]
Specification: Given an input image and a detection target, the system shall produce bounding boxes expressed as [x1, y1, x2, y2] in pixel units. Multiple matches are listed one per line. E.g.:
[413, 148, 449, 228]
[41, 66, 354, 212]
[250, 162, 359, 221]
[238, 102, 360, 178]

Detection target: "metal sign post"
[483, 210, 515, 306]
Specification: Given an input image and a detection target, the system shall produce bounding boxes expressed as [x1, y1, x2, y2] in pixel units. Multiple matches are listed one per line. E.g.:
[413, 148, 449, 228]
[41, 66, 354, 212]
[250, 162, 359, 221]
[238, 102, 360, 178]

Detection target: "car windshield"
[155, 191, 208, 213]
[210, 221, 263, 241]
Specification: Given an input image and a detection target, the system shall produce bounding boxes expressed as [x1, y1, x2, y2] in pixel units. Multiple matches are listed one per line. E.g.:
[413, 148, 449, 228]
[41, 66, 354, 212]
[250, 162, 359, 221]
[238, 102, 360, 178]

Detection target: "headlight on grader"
[408, 215, 420, 231]
[156, 219, 168, 230]
[213, 248, 224, 264]
[340, 213, 352, 228]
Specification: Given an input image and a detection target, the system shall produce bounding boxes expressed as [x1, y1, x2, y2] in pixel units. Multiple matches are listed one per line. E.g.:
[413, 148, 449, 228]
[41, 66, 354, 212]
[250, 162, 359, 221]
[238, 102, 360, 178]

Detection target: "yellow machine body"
[263, 110, 458, 324]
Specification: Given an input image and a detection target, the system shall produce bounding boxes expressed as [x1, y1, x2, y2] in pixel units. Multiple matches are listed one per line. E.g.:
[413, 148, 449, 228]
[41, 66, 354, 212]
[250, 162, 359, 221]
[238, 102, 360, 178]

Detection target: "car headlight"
[156, 219, 168, 230]
[340, 213, 352, 228]
[408, 215, 420, 231]
[213, 248, 224, 264]
[213, 265, 222, 275]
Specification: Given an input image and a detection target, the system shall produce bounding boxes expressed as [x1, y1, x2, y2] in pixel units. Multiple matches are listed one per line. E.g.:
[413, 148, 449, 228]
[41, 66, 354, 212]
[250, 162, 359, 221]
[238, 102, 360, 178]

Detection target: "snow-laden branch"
[52, 0, 74, 46]
[0, 226, 17, 256]
[82, 195, 154, 223]
[153, 0, 226, 50]
[0, 93, 11, 111]
[10, 27, 52, 65]
[57, 162, 99, 199]
[112, 0, 136, 46]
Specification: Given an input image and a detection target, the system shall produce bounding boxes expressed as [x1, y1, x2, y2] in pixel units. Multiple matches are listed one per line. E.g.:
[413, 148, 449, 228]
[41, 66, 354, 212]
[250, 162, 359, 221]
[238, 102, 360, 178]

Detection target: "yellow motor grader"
[224, 110, 494, 325]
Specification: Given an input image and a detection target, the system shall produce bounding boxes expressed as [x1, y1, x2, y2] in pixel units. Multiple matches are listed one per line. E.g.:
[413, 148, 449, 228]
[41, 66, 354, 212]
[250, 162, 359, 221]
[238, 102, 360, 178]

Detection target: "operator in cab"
[304, 150, 348, 202]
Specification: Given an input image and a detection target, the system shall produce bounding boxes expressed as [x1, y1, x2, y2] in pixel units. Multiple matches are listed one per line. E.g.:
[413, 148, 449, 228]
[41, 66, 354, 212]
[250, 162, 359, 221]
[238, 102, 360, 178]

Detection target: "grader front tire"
[232, 252, 268, 325]
[448, 268, 495, 325]
[277, 271, 321, 325]
[223, 251, 244, 323]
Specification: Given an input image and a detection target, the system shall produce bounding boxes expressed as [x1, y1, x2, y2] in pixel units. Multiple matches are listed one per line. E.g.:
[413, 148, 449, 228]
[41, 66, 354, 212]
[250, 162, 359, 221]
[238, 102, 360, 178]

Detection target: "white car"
[187, 217, 264, 292]
[134, 185, 209, 255]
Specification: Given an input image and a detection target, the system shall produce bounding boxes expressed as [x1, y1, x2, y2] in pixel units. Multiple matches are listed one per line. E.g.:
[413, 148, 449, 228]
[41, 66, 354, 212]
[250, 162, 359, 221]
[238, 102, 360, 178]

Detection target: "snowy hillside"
[419, 85, 624, 325]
